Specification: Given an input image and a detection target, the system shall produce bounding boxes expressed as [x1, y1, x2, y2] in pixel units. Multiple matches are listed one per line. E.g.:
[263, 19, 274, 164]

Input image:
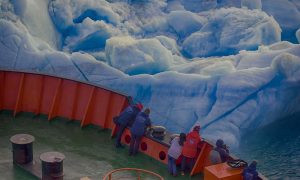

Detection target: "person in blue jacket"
[129, 108, 151, 156]
[115, 102, 143, 148]
[242, 161, 259, 180]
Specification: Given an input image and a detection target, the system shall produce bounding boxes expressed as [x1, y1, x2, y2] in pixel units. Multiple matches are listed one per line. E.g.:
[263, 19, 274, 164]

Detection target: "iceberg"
[0, 0, 300, 149]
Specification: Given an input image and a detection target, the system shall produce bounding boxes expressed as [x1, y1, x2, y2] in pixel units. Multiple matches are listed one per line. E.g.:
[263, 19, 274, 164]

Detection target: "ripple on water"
[236, 113, 300, 179]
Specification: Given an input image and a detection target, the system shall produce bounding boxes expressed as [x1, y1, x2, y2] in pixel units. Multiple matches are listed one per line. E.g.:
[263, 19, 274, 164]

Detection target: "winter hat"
[136, 103, 143, 111]
[193, 125, 201, 132]
[144, 108, 150, 115]
[216, 139, 224, 148]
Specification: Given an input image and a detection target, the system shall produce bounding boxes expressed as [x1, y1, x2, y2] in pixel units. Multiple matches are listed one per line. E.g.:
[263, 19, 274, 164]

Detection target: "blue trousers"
[168, 155, 178, 176]
[129, 134, 142, 155]
[115, 125, 126, 146]
[181, 156, 195, 172]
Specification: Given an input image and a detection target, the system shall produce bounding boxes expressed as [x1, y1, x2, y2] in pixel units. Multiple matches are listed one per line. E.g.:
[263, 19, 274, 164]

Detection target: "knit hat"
[216, 139, 224, 148]
[193, 125, 200, 132]
[136, 103, 143, 111]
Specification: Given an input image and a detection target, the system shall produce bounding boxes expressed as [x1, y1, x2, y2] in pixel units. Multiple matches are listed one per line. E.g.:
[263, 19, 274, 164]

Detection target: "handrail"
[103, 168, 164, 180]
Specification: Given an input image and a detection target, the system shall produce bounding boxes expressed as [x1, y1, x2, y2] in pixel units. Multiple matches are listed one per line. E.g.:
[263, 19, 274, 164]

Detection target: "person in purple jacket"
[168, 133, 186, 176]
[129, 108, 151, 156]
[114, 102, 143, 148]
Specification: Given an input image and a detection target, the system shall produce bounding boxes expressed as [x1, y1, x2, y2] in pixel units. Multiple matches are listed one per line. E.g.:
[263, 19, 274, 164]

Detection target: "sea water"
[235, 113, 300, 179]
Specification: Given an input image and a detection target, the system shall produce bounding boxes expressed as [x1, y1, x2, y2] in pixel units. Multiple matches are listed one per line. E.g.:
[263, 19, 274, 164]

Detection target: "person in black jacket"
[115, 102, 143, 148]
[214, 139, 230, 163]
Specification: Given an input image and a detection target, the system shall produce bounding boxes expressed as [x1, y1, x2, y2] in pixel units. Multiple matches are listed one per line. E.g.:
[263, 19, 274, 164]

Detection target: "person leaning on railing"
[209, 139, 231, 164]
[114, 96, 143, 148]
[129, 108, 151, 156]
[167, 133, 186, 177]
[180, 125, 202, 176]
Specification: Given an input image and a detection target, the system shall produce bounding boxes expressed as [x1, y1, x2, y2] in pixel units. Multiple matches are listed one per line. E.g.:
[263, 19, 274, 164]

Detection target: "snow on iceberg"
[0, 18, 124, 81]
[154, 35, 180, 55]
[49, 0, 122, 51]
[168, 0, 217, 13]
[11, 0, 60, 49]
[142, 10, 207, 43]
[241, 0, 262, 10]
[166, 10, 206, 40]
[65, 18, 121, 52]
[182, 7, 281, 57]
[105, 36, 174, 75]
[262, 0, 300, 43]
[167, 0, 300, 43]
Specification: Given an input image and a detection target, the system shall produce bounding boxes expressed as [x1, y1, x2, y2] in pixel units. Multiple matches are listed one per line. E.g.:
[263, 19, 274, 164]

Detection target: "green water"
[0, 111, 201, 180]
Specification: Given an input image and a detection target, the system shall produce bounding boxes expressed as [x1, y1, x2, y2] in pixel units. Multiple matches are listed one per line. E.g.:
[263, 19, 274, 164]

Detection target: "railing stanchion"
[103, 168, 164, 180]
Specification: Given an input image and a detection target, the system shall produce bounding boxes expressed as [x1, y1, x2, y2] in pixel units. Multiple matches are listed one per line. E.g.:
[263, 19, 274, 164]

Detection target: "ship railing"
[102, 168, 164, 180]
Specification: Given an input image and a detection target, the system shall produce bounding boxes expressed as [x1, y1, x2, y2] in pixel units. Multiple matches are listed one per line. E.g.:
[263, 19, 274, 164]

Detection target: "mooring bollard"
[40, 151, 65, 180]
[10, 134, 35, 164]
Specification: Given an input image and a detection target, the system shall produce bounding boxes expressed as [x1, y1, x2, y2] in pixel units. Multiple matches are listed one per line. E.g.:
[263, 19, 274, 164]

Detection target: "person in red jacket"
[180, 125, 201, 175]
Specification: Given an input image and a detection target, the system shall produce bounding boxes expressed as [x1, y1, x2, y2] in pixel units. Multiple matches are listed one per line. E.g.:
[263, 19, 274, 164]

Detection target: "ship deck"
[0, 111, 202, 180]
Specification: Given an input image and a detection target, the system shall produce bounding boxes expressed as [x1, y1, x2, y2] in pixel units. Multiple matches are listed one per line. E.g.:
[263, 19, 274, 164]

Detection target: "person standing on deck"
[209, 139, 230, 164]
[168, 133, 186, 176]
[242, 161, 259, 180]
[215, 139, 230, 162]
[114, 97, 143, 148]
[181, 125, 201, 175]
[129, 108, 151, 156]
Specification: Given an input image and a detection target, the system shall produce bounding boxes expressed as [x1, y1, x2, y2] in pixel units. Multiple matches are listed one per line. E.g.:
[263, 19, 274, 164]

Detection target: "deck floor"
[0, 111, 202, 180]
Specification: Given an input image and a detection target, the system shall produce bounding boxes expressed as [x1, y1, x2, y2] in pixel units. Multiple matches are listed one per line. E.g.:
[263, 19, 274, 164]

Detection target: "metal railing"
[103, 168, 164, 180]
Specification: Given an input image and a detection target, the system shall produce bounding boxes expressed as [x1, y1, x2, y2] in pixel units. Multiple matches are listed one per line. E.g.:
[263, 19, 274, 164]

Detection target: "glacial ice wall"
[0, 0, 300, 147]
